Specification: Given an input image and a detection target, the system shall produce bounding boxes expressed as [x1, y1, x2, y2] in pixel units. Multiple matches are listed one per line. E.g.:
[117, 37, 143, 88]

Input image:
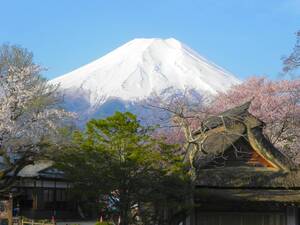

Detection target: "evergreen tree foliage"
[57, 112, 191, 225]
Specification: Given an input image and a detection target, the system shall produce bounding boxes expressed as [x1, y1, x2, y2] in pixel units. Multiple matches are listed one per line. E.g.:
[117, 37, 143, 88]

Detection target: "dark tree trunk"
[119, 191, 131, 225]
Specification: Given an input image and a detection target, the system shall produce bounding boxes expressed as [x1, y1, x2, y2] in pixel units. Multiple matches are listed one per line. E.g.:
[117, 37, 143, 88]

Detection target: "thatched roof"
[196, 168, 300, 188]
[193, 102, 299, 196]
[194, 101, 257, 134]
[195, 187, 300, 203]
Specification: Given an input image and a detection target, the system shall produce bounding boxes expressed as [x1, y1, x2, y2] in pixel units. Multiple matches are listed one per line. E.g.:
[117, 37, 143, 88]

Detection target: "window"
[43, 189, 54, 202]
[25, 189, 33, 200]
[56, 189, 67, 202]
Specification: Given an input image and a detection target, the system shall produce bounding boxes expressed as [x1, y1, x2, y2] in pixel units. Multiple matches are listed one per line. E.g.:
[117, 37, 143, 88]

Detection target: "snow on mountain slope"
[50, 38, 240, 118]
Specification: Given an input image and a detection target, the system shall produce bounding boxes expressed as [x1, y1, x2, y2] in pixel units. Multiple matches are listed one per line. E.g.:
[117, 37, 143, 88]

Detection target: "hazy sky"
[1, 0, 299, 80]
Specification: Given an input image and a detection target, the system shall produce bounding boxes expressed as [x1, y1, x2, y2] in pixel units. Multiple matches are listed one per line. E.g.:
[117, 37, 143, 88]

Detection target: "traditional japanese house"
[183, 102, 299, 225]
[11, 161, 79, 220]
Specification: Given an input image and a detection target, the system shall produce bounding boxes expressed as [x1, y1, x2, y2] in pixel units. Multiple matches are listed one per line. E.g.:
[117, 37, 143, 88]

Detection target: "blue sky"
[1, 0, 299, 80]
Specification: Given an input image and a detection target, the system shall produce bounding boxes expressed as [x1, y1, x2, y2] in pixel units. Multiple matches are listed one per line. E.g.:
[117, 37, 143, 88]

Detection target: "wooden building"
[11, 162, 79, 220]
[184, 102, 299, 225]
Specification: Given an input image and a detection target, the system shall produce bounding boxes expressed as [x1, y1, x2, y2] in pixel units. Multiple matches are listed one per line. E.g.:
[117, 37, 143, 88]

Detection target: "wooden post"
[186, 207, 195, 225]
[184, 215, 190, 225]
[287, 206, 298, 225]
[8, 193, 13, 225]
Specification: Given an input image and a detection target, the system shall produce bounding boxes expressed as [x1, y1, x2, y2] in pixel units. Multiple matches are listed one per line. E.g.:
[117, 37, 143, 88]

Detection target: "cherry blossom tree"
[212, 77, 300, 162]
[146, 91, 217, 177]
[0, 44, 73, 193]
[283, 30, 300, 78]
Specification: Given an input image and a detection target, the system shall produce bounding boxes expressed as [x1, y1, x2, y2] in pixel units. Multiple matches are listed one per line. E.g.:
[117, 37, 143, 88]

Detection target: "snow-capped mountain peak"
[50, 38, 240, 118]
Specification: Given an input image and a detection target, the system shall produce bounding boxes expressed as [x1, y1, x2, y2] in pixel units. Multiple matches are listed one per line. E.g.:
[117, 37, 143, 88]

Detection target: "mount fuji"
[50, 38, 240, 120]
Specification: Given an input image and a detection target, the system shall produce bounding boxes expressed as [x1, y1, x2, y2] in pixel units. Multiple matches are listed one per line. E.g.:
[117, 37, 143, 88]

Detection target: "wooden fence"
[21, 218, 54, 225]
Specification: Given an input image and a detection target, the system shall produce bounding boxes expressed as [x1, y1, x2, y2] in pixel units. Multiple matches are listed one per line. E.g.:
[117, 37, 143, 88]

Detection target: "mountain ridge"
[50, 38, 240, 119]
